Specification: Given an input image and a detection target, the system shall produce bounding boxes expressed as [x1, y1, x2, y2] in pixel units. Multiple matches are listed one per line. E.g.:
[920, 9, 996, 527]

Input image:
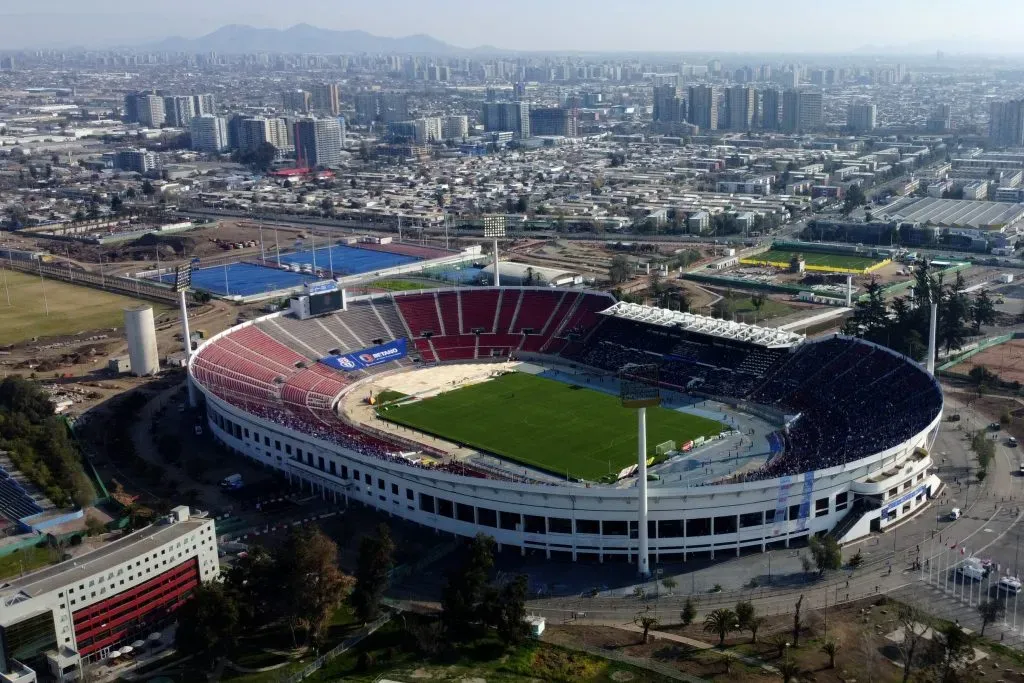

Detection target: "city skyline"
[6, 0, 1024, 55]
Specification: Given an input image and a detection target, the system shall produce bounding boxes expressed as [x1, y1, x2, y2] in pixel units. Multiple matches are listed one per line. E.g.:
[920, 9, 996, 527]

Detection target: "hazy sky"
[3, 0, 1024, 53]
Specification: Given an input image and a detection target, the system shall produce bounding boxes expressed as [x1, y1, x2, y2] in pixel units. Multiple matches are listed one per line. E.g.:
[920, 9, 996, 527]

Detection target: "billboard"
[307, 280, 338, 296]
[319, 339, 408, 372]
[308, 289, 344, 316]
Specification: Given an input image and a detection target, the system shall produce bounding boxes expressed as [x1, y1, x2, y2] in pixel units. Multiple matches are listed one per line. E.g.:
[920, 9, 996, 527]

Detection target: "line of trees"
[844, 260, 995, 360]
[176, 525, 353, 669]
[0, 376, 93, 508]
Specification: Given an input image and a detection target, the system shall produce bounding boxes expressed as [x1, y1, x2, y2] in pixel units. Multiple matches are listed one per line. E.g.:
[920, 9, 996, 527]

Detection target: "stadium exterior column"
[545, 517, 551, 559]
[637, 407, 651, 578]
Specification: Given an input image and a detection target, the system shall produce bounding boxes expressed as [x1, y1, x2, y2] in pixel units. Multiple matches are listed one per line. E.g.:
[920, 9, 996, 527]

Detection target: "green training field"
[379, 372, 723, 481]
[753, 249, 884, 270]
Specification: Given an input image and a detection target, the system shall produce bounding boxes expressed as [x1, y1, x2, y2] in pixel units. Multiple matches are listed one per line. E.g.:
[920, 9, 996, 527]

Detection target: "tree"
[350, 524, 395, 624]
[649, 269, 664, 296]
[110, 195, 123, 213]
[223, 545, 277, 626]
[792, 594, 804, 647]
[277, 526, 353, 648]
[735, 600, 756, 634]
[931, 623, 975, 683]
[750, 293, 767, 321]
[126, 187, 137, 199]
[703, 608, 738, 647]
[84, 515, 106, 537]
[896, 604, 928, 683]
[608, 254, 632, 285]
[778, 655, 803, 683]
[748, 616, 765, 644]
[821, 638, 838, 668]
[141, 179, 155, 196]
[808, 535, 842, 575]
[841, 184, 866, 215]
[634, 608, 659, 644]
[661, 577, 677, 595]
[441, 534, 496, 641]
[978, 599, 1004, 636]
[681, 598, 697, 626]
[487, 574, 529, 646]
[175, 582, 240, 669]
[972, 289, 997, 332]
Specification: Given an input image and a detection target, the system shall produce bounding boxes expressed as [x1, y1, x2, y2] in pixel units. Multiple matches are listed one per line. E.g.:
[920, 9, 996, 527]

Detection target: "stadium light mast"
[620, 363, 660, 578]
[174, 263, 197, 407]
[926, 302, 938, 376]
[483, 215, 506, 287]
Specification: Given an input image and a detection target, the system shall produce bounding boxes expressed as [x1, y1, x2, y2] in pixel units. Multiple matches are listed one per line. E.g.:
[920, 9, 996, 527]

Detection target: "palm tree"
[778, 655, 802, 682]
[703, 608, 738, 647]
[821, 638, 838, 668]
[749, 616, 766, 644]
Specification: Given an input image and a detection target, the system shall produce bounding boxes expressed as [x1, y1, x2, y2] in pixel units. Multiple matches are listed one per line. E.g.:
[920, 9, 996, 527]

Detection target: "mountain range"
[149, 23, 479, 54]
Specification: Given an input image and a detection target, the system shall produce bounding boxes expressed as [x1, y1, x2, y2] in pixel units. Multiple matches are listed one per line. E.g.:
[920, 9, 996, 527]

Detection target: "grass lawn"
[379, 373, 723, 480]
[312, 620, 675, 683]
[750, 249, 883, 271]
[374, 389, 408, 405]
[0, 268, 168, 345]
[715, 292, 796, 320]
[0, 544, 55, 580]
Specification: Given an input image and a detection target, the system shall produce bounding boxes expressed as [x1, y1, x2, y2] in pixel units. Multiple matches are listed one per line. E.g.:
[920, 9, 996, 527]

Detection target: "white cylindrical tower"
[124, 305, 159, 376]
[846, 275, 853, 307]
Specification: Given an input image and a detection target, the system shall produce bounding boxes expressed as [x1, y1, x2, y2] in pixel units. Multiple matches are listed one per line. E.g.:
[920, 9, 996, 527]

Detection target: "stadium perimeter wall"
[190, 304, 944, 562]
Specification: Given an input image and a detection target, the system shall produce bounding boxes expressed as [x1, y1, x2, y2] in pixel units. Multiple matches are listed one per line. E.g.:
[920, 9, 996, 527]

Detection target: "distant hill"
[150, 23, 463, 54]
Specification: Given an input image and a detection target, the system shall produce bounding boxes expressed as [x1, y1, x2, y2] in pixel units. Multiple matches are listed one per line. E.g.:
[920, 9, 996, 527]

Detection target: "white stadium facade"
[188, 286, 943, 571]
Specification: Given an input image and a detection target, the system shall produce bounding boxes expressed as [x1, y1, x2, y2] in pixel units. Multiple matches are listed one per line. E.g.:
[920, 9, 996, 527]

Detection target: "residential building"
[529, 107, 579, 137]
[354, 92, 379, 124]
[162, 96, 196, 128]
[239, 117, 290, 154]
[990, 100, 1024, 147]
[847, 103, 877, 132]
[481, 101, 531, 138]
[724, 86, 755, 130]
[311, 83, 341, 115]
[782, 89, 823, 133]
[761, 88, 780, 130]
[282, 89, 311, 114]
[137, 95, 165, 127]
[687, 85, 718, 131]
[387, 117, 442, 144]
[0, 507, 218, 679]
[378, 93, 409, 124]
[441, 115, 469, 140]
[652, 85, 684, 123]
[294, 117, 344, 167]
[0, 56, 14, 71]
[191, 94, 216, 116]
[189, 114, 228, 153]
[927, 104, 952, 133]
[114, 148, 158, 173]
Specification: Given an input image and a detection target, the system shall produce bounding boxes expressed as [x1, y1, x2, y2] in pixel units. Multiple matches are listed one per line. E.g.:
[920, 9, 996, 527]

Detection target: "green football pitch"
[379, 372, 724, 481]
[754, 249, 884, 270]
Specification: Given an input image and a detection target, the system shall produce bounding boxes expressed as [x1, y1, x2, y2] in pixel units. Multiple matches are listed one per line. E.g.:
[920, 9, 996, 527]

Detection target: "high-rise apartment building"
[190, 114, 228, 153]
[761, 89, 781, 130]
[529, 107, 579, 137]
[926, 104, 951, 133]
[282, 89, 311, 114]
[724, 86, 756, 130]
[441, 115, 469, 140]
[378, 93, 409, 124]
[481, 101, 531, 138]
[294, 117, 343, 168]
[311, 83, 340, 115]
[847, 103, 877, 132]
[135, 94, 165, 127]
[192, 93, 216, 116]
[163, 96, 196, 128]
[990, 100, 1024, 147]
[687, 85, 718, 131]
[354, 92, 379, 124]
[239, 117, 291, 154]
[782, 89, 823, 133]
[652, 85, 684, 123]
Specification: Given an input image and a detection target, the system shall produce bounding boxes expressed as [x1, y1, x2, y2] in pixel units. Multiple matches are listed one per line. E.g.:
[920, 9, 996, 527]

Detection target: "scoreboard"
[309, 289, 344, 316]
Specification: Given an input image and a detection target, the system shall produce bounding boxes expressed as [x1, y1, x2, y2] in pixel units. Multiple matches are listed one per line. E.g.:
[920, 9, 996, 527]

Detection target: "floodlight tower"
[483, 215, 506, 286]
[174, 263, 197, 407]
[926, 302, 938, 376]
[620, 363, 660, 578]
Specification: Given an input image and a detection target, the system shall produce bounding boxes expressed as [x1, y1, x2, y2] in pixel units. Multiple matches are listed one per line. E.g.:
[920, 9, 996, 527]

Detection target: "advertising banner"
[319, 338, 408, 372]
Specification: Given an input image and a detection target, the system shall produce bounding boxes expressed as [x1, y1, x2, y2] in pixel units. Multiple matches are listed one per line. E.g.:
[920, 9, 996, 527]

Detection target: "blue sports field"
[161, 244, 424, 297]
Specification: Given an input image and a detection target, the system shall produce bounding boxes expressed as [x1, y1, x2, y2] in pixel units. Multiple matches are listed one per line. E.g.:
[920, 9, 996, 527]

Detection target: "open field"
[0, 268, 166, 346]
[380, 372, 723, 480]
[747, 249, 884, 271]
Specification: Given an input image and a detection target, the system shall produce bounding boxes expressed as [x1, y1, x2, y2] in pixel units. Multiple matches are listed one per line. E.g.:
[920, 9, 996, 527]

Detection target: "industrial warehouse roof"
[880, 196, 1024, 230]
[600, 302, 805, 348]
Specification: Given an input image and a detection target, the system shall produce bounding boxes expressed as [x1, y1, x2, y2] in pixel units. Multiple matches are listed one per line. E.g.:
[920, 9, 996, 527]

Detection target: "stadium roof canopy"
[600, 302, 805, 348]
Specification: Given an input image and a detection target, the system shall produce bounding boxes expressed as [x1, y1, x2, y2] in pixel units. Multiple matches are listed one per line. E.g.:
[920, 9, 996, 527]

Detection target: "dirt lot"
[949, 340, 1024, 386]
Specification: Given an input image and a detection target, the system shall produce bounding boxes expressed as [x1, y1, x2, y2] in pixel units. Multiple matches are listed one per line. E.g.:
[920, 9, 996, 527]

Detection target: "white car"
[999, 576, 1023, 594]
[949, 508, 962, 520]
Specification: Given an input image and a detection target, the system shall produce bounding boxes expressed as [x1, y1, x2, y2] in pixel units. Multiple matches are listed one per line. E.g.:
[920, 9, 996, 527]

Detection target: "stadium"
[189, 285, 944, 570]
